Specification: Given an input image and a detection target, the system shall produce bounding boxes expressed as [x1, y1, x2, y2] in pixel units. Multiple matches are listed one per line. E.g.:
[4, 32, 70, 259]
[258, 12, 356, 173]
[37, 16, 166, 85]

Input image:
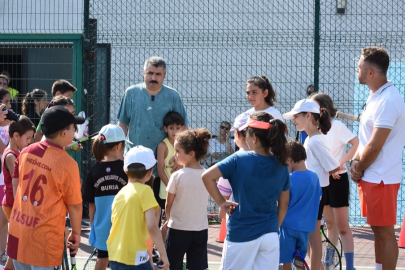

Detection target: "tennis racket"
[292, 249, 310, 270]
[83, 248, 97, 270]
[320, 224, 342, 270]
[335, 111, 360, 122]
[66, 132, 99, 150]
[68, 243, 78, 270]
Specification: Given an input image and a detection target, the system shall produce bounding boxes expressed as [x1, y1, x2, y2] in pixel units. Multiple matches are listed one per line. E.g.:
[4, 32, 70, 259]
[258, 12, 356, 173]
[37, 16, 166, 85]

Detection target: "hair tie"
[269, 119, 276, 124]
[100, 134, 106, 143]
[320, 108, 323, 112]
[48, 101, 54, 108]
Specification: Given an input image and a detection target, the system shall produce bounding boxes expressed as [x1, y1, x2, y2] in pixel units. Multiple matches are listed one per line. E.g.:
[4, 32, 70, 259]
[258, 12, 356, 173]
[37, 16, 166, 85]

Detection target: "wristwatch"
[350, 158, 360, 166]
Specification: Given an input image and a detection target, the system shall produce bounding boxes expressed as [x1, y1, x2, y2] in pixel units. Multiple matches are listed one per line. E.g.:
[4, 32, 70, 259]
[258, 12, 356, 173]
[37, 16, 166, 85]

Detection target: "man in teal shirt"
[117, 57, 188, 155]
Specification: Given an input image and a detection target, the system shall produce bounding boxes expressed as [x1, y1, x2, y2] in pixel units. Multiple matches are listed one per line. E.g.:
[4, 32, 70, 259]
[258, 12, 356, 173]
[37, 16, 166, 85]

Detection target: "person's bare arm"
[277, 190, 290, 228]
[117, 121, 129, 136]
[202, 166, 238, 215]
[66, 202, 83, 255]
[356, 127, 391, 172]
[145, 208, 169, 269]
[340, 136, 359, 166]
[0, 140, 6, 154]
[12, 177, 19, 199]
[164, 192, 175, 223]
[34, 130, 43, 142]
[89, 203, 95, 226]
[157, 142, 170, 186]
[218, 195, 230, 219]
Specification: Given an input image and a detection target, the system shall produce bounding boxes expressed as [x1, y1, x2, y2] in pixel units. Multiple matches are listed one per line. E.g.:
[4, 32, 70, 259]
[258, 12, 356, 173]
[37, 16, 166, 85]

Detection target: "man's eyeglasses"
[220, 125, 230, 131]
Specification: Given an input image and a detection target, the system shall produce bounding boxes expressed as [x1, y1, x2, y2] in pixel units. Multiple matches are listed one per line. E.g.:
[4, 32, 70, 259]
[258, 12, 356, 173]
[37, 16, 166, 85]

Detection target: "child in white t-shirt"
[283, 99, 339, 270]
[163, 128, 211, 270]
[310, 93, 358, 270]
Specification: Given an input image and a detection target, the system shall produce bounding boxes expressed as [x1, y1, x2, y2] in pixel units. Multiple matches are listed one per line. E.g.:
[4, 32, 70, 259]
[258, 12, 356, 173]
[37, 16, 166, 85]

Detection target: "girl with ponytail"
[244, 75, 283, 120]
[202, 112, 291, 269]
[22, 89, 47, 128]
[283, 99, 340, 270]
[163, 128, 211, 269]
[310, 93, 358, 270]
[83, 124, 128, 270]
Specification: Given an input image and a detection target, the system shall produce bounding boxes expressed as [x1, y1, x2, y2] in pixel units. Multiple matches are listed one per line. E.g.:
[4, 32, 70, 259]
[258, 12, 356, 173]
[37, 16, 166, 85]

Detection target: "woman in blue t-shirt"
[202, 112, 291, 270]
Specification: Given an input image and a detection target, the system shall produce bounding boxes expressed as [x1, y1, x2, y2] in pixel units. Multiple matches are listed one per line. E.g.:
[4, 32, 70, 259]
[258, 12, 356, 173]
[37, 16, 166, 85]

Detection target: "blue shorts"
[279, 227, 309, 263]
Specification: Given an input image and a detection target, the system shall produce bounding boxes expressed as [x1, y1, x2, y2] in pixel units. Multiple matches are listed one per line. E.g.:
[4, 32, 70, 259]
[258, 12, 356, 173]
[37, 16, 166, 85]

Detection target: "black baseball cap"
[41, 105, 85, 136]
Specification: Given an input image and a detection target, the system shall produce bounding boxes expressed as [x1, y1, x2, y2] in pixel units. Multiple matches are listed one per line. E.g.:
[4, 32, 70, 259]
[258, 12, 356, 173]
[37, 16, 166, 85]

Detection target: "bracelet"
[350, 158, 360, 166]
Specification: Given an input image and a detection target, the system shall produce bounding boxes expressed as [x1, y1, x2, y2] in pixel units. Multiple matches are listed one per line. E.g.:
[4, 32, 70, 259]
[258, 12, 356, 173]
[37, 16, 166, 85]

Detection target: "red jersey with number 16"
[8, 140, 82, 267]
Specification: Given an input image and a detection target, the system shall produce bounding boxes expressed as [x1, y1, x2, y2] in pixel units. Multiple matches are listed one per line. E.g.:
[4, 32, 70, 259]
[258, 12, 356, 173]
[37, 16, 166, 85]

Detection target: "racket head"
[292, 249, 310, 270]
[83, 249, 98, 270]
[321, 230, 342, 269]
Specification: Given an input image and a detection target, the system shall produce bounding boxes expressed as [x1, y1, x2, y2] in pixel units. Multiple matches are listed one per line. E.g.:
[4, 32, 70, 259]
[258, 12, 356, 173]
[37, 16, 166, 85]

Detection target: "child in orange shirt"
[1, 116, 35, 270]
[8, 105, 84, 268]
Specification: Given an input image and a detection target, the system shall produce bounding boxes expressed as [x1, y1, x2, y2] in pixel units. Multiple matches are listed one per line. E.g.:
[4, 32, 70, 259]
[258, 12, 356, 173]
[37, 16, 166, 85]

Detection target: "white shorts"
[220, 232, 279, 270]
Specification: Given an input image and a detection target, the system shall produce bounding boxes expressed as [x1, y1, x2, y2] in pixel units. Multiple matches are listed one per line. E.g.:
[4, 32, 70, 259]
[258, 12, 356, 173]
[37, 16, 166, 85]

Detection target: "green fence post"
[314, 0, 320, 93]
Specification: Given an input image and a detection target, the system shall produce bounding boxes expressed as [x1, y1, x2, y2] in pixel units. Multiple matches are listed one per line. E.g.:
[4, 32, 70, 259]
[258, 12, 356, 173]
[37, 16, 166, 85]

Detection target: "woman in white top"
[244, 75, 283, 120]
[311, 93, 358, 270]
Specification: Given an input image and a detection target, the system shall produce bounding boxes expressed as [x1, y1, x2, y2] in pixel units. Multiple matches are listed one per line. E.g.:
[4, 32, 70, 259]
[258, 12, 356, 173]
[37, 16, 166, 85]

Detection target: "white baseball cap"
[231, 112, 251, 131]
[124, 145, 157, 171]
[282, 99, 320, 120]
[93, 124, 126, 144]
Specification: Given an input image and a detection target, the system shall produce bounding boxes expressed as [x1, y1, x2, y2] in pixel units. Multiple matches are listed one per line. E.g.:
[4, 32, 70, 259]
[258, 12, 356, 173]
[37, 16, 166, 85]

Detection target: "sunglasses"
[220, 125, 230, 131]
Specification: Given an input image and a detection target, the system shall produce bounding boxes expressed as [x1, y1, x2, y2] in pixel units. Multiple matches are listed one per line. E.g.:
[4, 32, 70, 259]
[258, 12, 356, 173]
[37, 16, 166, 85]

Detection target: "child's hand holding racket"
[67, 232, 81, 255]
[156, 256, 170, 269]
[219, 200, 239, 216]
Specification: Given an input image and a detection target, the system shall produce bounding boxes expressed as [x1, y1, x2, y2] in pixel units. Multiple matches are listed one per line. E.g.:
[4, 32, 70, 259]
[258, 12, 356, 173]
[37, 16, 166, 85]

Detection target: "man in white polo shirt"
[350, 47, 405, 270]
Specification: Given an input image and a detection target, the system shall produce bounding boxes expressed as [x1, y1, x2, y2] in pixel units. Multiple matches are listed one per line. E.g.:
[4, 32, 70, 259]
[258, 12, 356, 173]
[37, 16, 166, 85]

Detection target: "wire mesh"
[318, 0, 405, 226]
[0, 0, 404, 226]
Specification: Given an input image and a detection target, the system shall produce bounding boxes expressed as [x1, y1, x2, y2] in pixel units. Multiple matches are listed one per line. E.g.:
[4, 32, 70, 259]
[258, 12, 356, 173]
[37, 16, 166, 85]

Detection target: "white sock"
[375, 261, 382, 270]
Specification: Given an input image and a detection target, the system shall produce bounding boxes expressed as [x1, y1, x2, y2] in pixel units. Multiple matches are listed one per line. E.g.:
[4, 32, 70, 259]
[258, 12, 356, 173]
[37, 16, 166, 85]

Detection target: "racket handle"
[68, 242, 77, 265]
[335, 111, 361, 122]
[66, 141, 78, 149]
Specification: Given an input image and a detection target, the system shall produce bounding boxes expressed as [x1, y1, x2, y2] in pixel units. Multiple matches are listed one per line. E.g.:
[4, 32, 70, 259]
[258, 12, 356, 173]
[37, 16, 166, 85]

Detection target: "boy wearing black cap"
[7, 105, 85, 269]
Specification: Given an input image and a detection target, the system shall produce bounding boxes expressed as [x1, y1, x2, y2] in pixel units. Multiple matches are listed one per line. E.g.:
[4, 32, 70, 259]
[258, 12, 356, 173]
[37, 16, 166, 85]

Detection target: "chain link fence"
[1, 0, 404, 226]
[317, 0, 405, 225]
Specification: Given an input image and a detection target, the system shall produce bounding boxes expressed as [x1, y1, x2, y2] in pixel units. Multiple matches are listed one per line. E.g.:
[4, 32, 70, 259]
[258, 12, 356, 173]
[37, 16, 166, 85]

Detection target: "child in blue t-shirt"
[203, 112, 291, 269]
[279, 140, 322, 269]
[83, 124, 128, 270]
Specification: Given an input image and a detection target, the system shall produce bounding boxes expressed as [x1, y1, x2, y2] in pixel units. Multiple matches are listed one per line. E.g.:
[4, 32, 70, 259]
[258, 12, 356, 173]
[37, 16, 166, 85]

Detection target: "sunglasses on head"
[220, 125, 230, 130]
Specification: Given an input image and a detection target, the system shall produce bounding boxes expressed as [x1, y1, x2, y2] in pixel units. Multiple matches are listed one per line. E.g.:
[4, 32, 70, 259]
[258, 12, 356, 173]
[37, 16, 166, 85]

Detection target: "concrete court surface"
[76, 223, 405, 270]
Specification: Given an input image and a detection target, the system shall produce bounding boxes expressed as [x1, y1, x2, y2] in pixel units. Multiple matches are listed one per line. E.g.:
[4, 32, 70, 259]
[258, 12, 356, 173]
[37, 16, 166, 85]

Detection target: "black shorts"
[317, 187, 328, 220]
[152, 176, 166, 210]
[324, 173, 350, 208]
[97, 249, 108, 258]
[165, 228, 208, 270]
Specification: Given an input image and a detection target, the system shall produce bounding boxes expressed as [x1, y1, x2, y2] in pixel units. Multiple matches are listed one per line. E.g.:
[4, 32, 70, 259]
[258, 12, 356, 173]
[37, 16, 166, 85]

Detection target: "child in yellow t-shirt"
[107, 146, 169, 270]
